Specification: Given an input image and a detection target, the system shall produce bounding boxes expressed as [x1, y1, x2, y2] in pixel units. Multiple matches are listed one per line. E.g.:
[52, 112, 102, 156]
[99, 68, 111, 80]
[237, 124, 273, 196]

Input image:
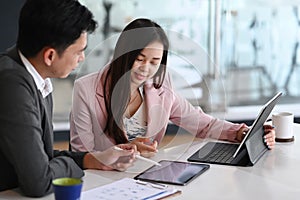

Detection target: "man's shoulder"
[0, 55, 33, 88]
[0, 54, 16, 67]
[0, 54, 25, 72]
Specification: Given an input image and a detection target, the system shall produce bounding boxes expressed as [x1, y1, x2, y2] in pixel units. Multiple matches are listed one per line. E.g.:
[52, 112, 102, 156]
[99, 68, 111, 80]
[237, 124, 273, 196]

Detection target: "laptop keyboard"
[198, 142, 238, 164]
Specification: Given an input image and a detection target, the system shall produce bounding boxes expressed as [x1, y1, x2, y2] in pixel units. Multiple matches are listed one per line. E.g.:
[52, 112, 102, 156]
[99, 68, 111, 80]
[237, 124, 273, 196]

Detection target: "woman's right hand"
[130, 137, 158, 158]
[236, 124, 249, 142]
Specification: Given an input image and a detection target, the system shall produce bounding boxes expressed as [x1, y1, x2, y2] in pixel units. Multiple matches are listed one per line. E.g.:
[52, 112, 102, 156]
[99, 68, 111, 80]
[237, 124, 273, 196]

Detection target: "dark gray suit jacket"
[0, 47, 86, 197]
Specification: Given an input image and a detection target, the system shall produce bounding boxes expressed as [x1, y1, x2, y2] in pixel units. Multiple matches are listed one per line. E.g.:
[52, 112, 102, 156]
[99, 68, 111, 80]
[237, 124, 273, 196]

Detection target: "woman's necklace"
[129, 90, 139, 104]
[126, 89, 142, 118]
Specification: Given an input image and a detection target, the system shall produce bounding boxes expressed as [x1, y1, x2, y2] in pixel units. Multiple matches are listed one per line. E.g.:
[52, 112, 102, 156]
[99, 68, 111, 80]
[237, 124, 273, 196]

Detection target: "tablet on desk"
[134, 160, 210, 186]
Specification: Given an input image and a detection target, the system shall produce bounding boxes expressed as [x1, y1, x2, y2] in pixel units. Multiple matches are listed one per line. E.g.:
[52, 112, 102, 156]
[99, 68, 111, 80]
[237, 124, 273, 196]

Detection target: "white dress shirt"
[19, 51, 53, 98]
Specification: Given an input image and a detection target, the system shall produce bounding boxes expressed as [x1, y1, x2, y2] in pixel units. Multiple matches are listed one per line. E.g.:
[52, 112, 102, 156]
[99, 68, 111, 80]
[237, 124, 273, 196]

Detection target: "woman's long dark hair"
[102, 18, 169, 144]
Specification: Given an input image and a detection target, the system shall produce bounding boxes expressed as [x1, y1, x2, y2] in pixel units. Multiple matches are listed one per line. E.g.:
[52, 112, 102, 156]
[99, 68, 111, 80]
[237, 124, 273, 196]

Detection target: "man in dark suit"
[0, 0, 137, 197]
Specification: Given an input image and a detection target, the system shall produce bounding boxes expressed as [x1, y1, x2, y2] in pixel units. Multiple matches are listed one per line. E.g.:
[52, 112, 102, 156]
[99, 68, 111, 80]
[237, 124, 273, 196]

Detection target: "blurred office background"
[1, 0, 300, 134]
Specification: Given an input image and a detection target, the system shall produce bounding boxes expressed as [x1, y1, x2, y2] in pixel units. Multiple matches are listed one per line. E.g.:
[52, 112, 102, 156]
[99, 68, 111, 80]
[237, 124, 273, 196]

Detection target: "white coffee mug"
[272, 112, 294, 142]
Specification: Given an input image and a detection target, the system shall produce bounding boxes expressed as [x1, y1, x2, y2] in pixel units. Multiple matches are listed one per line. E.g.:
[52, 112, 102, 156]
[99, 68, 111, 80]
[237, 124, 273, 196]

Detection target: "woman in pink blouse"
[70, 18, 275, 157]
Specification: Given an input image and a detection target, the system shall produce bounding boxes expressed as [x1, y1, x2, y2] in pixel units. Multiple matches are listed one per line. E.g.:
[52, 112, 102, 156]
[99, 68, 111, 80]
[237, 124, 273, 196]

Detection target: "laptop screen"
[233, 92, 282, 158]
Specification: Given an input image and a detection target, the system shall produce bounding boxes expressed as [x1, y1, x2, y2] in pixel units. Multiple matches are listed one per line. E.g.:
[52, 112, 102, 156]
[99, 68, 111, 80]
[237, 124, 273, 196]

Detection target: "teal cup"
[52, 177, 83, 200]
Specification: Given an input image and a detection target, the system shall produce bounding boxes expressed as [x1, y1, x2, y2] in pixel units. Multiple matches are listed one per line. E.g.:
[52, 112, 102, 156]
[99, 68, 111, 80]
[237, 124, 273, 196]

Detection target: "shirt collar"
[18, 51, 53, 98]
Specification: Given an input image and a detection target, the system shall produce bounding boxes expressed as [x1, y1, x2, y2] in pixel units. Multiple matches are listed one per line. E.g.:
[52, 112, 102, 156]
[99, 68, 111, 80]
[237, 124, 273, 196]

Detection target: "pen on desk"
[135, 179, 167, 189]
[113, 146, 161, 166]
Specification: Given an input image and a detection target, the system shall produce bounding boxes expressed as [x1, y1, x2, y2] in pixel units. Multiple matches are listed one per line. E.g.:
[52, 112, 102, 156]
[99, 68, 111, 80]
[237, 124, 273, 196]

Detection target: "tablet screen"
[134, 160, 210, 185]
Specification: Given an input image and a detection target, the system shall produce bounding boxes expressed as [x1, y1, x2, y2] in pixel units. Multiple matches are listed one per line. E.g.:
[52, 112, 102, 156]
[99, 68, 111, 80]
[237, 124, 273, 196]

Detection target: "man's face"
[49, 32, 87, 78]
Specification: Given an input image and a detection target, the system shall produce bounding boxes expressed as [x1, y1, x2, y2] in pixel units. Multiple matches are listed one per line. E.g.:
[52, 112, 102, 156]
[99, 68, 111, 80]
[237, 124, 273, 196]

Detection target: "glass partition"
[222, 0, 300, 105]
[52, 0, 300, 126]
[76, 0, 227, 113]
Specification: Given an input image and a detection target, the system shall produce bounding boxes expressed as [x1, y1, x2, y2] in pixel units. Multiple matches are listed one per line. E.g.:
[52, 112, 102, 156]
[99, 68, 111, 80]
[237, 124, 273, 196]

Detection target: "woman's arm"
[164, 72, 245, 141]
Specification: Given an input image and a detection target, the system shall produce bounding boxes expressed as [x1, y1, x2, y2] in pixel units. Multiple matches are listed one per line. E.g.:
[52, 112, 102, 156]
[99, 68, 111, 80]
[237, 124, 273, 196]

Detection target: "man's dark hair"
[17, 0, 97, 57]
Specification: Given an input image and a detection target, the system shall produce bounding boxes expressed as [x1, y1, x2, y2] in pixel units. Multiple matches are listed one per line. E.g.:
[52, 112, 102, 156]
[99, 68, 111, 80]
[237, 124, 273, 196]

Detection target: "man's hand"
[83, 143, 137, 171]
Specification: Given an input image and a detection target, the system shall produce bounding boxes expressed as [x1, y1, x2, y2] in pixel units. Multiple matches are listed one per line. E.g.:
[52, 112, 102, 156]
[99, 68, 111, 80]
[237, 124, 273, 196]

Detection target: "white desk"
[1, 124, 300, 200]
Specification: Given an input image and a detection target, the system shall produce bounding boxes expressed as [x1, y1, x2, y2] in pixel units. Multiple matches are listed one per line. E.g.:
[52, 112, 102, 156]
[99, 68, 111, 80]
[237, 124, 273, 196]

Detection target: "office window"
[52, 0, 300, 126]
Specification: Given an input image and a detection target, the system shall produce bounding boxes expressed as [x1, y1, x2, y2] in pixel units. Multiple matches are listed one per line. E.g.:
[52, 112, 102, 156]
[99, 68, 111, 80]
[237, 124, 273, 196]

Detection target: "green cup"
[52, 177, 83, 200]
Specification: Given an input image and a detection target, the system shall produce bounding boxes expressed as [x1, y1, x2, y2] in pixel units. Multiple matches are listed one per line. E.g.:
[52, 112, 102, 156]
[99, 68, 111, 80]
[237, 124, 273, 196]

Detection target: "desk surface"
[1, 124, 300, 200]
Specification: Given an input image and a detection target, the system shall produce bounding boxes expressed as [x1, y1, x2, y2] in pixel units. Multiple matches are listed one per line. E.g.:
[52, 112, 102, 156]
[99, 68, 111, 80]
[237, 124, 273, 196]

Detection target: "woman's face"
[130, 41, 164, 88]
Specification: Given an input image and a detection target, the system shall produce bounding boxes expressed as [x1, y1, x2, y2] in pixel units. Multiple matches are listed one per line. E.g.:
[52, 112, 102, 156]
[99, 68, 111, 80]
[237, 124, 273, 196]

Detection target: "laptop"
[187, 92, 282, 167]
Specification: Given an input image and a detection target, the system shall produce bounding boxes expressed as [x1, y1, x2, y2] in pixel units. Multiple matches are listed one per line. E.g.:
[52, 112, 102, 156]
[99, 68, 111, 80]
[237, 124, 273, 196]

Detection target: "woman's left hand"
[236, 124, 275, 150]
[263, 124, 276, 150]
[130, 137, 158, 158]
